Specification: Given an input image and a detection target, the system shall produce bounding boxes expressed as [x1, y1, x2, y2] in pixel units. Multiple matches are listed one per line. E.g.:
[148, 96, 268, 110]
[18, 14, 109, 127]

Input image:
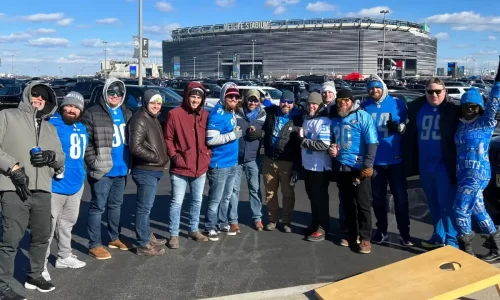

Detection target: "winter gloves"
[10, 167, 31, 201]
[386, 113, 403, 134]
[360, 167, 374, 179]
[30, 150, 56, 167]
[246, 128, 263, 141]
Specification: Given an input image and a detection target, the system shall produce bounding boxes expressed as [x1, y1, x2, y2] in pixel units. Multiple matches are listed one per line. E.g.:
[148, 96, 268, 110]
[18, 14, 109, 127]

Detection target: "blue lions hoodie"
[49, 112, 88, 195]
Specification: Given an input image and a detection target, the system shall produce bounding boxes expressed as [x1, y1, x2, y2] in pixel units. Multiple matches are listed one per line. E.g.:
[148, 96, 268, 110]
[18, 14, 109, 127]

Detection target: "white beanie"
[321, 82, 337, 95]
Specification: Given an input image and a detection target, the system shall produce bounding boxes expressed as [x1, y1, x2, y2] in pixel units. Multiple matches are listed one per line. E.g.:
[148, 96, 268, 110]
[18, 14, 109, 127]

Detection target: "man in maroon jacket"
[164, 82, 211, 249]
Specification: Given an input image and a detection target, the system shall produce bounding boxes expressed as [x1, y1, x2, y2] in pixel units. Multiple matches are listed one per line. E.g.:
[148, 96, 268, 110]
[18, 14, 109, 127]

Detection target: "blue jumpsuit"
[454, 83, 500, 236]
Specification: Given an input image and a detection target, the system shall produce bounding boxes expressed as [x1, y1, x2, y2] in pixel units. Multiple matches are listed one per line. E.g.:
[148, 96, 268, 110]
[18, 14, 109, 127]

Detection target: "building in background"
[162, 18, 437, 79]
[100, 60, 163, 78]
[437, 67, 445, 76]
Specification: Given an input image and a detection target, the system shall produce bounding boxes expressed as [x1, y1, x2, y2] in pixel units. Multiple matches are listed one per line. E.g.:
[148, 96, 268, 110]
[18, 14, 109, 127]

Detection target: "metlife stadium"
[162, 18, 437, 79]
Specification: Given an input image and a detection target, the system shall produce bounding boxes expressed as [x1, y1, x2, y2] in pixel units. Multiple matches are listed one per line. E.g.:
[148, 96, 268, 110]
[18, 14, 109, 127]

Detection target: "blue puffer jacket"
[235, 106, 266, 163]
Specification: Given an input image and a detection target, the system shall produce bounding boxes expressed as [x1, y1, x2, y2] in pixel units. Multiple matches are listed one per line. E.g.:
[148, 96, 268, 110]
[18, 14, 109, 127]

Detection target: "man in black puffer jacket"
[128, 89, 169, 256]
[82, 77, 132, 260]
[261, 90, 303, 233]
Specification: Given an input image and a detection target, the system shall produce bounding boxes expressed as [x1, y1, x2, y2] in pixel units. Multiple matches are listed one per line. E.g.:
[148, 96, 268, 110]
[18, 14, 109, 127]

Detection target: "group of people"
[0, 58, 499, 299]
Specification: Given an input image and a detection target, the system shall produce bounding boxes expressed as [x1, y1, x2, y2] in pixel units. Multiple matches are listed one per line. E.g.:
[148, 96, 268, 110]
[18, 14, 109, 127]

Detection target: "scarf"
[244, 106, 260, 122]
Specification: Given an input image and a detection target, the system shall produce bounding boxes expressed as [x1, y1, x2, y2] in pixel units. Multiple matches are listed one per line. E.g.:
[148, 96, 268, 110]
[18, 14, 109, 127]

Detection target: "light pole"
[103, 41, 108, 79]
[138, 0, 143, 86]
[380, 9, 390, 79]
[11, 55, 14, 76]
[251, 39, 256, 79]
[193, 57, 196, 79]
[217, 51, 221, 78]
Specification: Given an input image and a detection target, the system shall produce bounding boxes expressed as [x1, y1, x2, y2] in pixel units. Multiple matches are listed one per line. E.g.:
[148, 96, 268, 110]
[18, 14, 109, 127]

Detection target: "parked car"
[88, 85, 183, 125]
[352, 90, 424, 104]
[70, 80, 104, 106]
[0, 85, 23, 109]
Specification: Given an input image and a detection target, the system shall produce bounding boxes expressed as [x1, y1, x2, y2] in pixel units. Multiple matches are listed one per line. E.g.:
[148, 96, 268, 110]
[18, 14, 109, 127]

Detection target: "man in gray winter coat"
[0, 81, 65, 299]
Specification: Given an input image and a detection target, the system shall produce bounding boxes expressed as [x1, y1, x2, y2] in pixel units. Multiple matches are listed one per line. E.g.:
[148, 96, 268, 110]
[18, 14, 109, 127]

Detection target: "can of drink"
[31, 146, 42, 156]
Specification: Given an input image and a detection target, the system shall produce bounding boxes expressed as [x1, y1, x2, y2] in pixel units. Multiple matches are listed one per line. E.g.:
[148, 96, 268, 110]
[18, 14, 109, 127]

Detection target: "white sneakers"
[55, 254, 86, 269]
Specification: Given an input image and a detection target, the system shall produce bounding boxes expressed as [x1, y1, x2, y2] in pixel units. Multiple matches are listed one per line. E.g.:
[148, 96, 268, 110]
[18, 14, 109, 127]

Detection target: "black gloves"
[30, 150, 56, 167]
[385, 113, 401, 134]
[246, 128, 263, 141]
[10, 167, 31, 201]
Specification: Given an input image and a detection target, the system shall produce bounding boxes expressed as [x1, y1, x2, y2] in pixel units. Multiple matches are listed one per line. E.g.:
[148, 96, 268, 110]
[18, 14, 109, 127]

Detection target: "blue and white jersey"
[301, 116, 332, 171]
[455, 83, 500, 182]
[417, 102, 446, 173]
[331, 108, 378, 170]
[106, 106, 129, 177]
[361, 95, 407, 165]
[206, 102, 238, 169]
[49, 112, 88, 195]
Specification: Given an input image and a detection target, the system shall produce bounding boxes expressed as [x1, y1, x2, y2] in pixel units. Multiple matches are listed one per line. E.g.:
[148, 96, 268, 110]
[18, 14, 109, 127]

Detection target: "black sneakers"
[0, 286, 26, 300]
[24, 276, 55, 292]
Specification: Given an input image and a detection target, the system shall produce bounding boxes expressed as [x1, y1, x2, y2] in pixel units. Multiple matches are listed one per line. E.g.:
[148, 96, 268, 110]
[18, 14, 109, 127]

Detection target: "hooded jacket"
[300, 106, 332, 171]
[330, 100, 379, 171]
[129, 90, 169, 171]
[0, 81, 65, 192]
[206, 82, 239, 169]
[361, 74, 407, 165]
[164, 81, 211, 177]
[81, 78, 132, 180]
[49, 112, 88, 195]
[235, 89, 266, 163]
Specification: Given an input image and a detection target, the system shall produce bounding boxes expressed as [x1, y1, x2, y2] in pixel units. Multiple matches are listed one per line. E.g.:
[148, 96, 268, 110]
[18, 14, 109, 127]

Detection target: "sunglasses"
[463, 104, 480, 111]
[226, 95, 240, 101]
[336, 98, 351, 103]
[31, 92, 47, 100]
[280, 99, 294, 105]
[107, 90, 123, 97]
[248, 97, 260, 103]
[426, 89, 444, 95]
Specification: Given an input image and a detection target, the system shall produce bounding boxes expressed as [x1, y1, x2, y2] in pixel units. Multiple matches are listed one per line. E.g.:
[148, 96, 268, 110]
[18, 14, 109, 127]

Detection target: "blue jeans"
[131, 169, 163, 247]
[371, 163, 410, 235]
[205, 165, 238, 231]
[168, 173, 206, 236]
[420, 171, 458, 247]
[87, 176, 126, 249]
[231, 161, 263, 222]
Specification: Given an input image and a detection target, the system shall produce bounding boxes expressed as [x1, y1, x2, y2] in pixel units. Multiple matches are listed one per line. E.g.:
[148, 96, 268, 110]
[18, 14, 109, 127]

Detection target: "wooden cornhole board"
[315, 246, 500, 300]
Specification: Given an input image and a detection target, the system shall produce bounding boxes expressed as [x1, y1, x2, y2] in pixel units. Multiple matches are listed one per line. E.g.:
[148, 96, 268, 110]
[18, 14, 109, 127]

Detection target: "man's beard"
[337, 107, 350, 117]
[62, 113, 79, 124]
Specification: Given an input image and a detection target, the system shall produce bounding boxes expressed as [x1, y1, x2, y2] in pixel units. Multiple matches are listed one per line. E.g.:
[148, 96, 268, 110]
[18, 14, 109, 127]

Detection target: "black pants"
[0, 191, 51, 287]
[337, 171, 372, 241]
[304, 170, 330, 233]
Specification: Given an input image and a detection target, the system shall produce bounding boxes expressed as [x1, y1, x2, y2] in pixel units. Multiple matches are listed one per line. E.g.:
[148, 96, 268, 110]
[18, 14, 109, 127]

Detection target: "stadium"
[162, 17, 437, 79]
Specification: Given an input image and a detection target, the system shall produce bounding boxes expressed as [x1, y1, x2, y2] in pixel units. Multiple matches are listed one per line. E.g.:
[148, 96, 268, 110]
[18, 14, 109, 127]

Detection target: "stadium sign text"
[224, 21, 271, 31]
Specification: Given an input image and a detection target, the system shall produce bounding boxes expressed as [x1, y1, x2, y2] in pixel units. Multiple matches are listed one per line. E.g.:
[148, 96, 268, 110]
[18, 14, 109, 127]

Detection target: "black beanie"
[336, 89, 353, 100]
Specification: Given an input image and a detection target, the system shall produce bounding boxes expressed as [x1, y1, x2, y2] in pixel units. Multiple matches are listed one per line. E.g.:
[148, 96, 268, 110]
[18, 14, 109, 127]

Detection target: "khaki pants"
[262, 156, 295, 224]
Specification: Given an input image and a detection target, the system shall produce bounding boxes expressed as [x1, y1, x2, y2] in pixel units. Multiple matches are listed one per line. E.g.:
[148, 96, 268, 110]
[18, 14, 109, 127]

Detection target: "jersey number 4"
[420, 115, 441, 141]
[70, 133, 87, 159]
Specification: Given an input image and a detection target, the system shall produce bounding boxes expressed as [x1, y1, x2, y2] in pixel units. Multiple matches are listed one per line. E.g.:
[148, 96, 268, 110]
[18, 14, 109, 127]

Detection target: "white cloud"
[26, 37, 70, 47]
[0, 32, 32, 43]
[155, 1, 174, 12]
[0, 13, 6, 17]
[215, 0, 236, 8]
[143, 23, 180, 39]
[306, 2, 336, 13]
[20, 13, 64, 22]
[57, 18, 74, 26]
[149, 40, 162, 49]
[34, 28, 56, 34]
[274, 6, 286, 15]
[488, 36, 497, 40]
[284, 0, 300, 3]
[96, 18, 119, 25]
[81, 39, 126, 48]
[265, 0, 282, 7]
[455, 44, 473, 48]
[346, 6, 391, 17]
[434, 32, 449, 40]
[479, 50, 498, 55]
[422, 11, 500, 32]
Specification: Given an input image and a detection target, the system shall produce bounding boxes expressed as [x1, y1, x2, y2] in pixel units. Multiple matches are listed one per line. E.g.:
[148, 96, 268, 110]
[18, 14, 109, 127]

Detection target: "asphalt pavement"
[6, 173, 497, 300]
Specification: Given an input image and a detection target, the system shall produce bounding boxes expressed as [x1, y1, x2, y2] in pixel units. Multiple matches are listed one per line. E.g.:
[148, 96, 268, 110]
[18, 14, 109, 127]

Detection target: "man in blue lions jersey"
[361, 75, 412, 246]
[403, 78, 459, 249]
[43, 92, 88, 281]
[329, 89, 378, 254]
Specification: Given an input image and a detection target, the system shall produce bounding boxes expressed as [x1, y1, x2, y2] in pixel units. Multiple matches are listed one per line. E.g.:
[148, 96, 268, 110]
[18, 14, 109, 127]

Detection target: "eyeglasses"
[31, 92, 47, 100]
[248, 97, 260, 103]
[426, 89, 444, 95]
[280, 99, 294, 105]
[336, 98, 351, 103]
[107, 90, 123, 97]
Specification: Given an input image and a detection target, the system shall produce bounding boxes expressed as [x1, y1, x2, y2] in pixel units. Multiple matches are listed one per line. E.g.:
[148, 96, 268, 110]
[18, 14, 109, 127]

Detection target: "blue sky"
[0, 0, 498, 76]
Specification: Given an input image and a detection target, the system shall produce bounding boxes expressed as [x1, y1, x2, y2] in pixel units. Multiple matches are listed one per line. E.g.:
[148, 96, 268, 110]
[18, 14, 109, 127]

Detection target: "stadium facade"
[162, 18, 437, 79]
